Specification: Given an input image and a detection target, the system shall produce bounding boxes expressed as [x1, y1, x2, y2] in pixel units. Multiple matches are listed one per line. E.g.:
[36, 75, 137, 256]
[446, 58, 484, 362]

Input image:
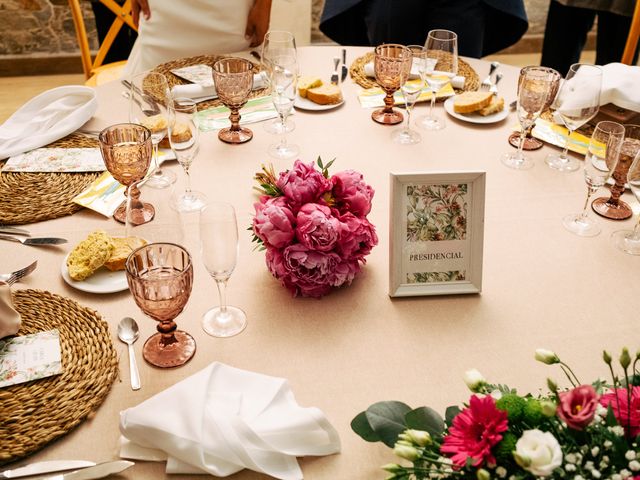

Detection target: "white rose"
[514, 429, 563, 477]
[463, 369, 486, 392]
[534, 349, 559, 365]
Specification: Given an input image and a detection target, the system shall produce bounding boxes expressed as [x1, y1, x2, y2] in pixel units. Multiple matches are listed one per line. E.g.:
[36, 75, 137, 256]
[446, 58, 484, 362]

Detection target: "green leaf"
[365, 401, 412, 448]
[445, 405, 461, 427]
[606, 404, 618, 427]
[404, 407, 445, 437]
[350, 411, 381, 442]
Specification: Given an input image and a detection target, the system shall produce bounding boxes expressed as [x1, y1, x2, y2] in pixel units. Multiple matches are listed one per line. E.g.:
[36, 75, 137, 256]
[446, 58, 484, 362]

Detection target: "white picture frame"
[389, 171, 486, 297]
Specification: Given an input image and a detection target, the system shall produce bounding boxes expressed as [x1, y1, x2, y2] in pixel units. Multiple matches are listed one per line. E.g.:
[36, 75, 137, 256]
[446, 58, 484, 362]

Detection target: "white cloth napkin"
[0, 86, 97, 160]
[363, 61, 466, 89]
[171, 71, 268, 102]
[119, 362, 341, 479]
[600, 63, 640, 111]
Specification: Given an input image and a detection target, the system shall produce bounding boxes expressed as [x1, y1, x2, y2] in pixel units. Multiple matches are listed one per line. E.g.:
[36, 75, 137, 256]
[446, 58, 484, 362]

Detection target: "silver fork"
[490, 73, 503, 95]
[481, 61, 500, 90]
[121, 80, 161, 116]
[0, 260, 37, 286]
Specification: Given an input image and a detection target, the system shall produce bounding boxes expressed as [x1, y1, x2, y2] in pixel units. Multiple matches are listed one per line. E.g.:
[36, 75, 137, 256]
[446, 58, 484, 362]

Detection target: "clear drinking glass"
[611, 151, 640, 254]
[418, 29, 458, 131]
[371, 44, 412, 125]
[212, 58, 254, 144]
[392, 45, 423, 145]
[501, 67, 555, 170]
[169, 97, 206, 212]
[563, 121, 625, 236]
[125, 243, 196, 368]
[200, 202, 247, 337]
[268, 55, 300, 159]
[261, 30, 297, 135]
[545, 63, 602, 172]
[129, 72, 176, 188]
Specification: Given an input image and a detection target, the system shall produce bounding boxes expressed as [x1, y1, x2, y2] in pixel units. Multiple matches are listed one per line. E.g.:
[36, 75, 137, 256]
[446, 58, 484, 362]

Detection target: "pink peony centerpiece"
[252, 159, 377, 298]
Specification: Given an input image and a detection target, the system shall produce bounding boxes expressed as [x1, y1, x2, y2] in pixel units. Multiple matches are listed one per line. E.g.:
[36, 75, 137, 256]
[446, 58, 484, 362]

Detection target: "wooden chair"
[68, 0, 138, 85]
[622, 0, 640, 65]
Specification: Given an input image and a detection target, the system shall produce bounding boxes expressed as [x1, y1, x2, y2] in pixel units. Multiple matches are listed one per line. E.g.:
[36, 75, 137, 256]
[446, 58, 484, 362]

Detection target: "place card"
[171, 64, 214, 88]
[194, 96, 279, 131]
[530, 118, 590, 155]
[357, 80, 455, 109]
[389, 171, 486, 297]
[0, 330, 63, 388]
[2, 147, 105, 173]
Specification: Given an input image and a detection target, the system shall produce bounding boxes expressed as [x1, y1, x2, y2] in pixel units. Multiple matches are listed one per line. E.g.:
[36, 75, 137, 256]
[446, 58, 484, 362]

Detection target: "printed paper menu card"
[2, 148, 105, 173]
[0, 330, 63, 388]
[171, 64, 214, 88]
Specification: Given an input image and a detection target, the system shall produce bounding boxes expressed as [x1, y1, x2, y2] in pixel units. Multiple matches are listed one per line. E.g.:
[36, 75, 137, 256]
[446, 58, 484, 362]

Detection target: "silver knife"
[0, 461, 96, 479]
[341, 48, 348, 82]
[330, 57, 340, 85]
[44, 461, 134, 480]
[0, 225, 29, 236]
[0, 235, 68, 246]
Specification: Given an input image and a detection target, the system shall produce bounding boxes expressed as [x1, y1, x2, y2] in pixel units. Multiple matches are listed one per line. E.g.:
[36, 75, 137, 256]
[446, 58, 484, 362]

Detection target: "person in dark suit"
[319, 0, 529, 58]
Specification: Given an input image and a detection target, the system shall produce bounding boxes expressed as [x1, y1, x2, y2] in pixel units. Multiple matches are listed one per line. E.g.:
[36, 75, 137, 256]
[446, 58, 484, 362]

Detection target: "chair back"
[622, 0, 640, 65]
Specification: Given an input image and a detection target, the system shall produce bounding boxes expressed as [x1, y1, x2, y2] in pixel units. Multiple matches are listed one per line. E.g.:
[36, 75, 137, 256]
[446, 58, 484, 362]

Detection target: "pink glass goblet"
[372, 44, 412, 125]
[212, 57, 254, 144]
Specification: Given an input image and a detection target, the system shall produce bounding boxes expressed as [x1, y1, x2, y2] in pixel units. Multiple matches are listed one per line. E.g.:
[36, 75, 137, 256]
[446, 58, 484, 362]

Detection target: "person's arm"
[131, 0, 151, 28]
[245, 0, 272, 47]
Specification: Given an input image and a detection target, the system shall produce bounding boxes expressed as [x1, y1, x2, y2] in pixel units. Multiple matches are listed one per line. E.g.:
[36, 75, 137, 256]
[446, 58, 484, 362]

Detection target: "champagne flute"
[371, 44, 412, 125]
[125, 243, 196, 368]
[418, 29, 458, 131]
[545, 63, 602, 172]
[563, 121, 625, 236]
[212, 58, 254, 144]
[169, 97, 206, 212]
[200, 202, 247, 337]
[268, 55, 300, 159]
[391, 45, 423, 145]
[129, 72, 176, 188]
[611, 151, 640, 254]
[261, 30, 297, 135]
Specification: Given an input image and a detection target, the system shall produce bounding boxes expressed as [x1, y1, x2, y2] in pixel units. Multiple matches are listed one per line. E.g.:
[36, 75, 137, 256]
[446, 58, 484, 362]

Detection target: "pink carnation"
[276, 160, 331, 211]
[557, 385, 598, 431]
[600, 386, 640, 437]
[253, 197, 295, 249]
[295, 204, 340, 252]
[441, 395, 508, 468]
[331, 170, 374, 217]
[336, 212, 378, 260]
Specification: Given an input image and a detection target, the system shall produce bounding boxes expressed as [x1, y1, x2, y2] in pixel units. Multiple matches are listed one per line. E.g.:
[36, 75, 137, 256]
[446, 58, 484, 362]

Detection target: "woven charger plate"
[349, 51, 480, 95]
[0, 290, 118, 465]
[0, 133, 101, 226]
[151, 54, 266, 111]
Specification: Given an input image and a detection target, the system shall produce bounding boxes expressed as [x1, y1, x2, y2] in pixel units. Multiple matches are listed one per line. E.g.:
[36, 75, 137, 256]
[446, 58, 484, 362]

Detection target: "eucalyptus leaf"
[365, 401, 412, 448]
[445, 405, 461, 427]
[405, 406, 445, 437]
[351, 411, 381, 442]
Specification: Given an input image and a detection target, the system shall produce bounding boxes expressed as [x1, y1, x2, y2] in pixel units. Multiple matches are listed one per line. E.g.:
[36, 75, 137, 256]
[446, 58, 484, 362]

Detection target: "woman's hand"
[245, 0, 272, 47]
[131, 0, 151, 28]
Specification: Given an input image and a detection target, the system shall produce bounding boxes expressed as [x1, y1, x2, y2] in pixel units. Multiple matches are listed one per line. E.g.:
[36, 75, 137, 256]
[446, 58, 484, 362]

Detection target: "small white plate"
[294, 94, 345, 111]
[443, 96, 509, 124]
[61, 254, 128, 294]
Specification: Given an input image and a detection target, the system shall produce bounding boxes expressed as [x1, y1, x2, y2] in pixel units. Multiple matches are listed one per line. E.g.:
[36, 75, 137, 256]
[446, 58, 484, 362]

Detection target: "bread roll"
[170, 122, 192, 143]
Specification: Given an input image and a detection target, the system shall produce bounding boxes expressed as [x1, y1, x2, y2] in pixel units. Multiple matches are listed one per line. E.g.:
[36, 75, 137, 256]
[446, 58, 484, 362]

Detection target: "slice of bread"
[306, 84, 343, 105]
[104, 236, 148, 272]
[67, 230, 114, 281]
[453, 91, 493, 114]
[170, 122, 192, 143]
[298, 77, 323, 98]
[478, 96, 505, 116]
[141, 114, 168, 134]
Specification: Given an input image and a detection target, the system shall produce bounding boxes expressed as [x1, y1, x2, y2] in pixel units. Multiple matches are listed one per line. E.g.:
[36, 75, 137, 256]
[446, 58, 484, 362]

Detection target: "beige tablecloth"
[2, 46, 639, 479]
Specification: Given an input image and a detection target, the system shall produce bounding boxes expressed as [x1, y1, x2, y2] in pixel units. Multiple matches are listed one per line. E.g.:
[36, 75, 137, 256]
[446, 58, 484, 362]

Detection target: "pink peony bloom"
[331, 170, 374, 217]
[295, 204, 341, 252]
[276, 160, 331, 211]
[253, 197, 296, 249]
[441, 395, 509, 468]
[336, 211, 378, 260]
[600, 386, 640, 437]
[557, 385, 598, 430]
[327, 258, 361, 287]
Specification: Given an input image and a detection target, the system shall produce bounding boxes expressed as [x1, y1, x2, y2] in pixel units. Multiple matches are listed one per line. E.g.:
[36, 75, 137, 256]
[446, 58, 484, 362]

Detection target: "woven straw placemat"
[0, 289, 118, 465]
[151, 54, 266, 111]
[0, 133, 101, 226]
[349, 51, 480, 95]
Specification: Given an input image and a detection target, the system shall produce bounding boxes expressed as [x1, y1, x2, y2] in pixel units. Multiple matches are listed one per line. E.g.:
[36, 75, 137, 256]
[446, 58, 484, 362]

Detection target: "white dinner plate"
[294, 94, 345, 111]
[61, 253, 128, 294]
[443, 96, 509, 124]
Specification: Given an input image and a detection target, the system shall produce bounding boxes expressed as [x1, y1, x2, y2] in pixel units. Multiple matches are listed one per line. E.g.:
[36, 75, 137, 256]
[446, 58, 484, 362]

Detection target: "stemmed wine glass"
[268, 54, 300, 159]
[392, 45, 423, 145]
[563, 121, 625, 236]
[418, 29, 458, 131]
[261, 30, 297, 134]
[501, 67, 554, 170]
[125, 243, 196, 368]
[545, 63, 602, 172]
[200, 202, 247, 337]
[372, 44, 412, 125]
[129, 72, 176, 188]
[98, 123, 153, 225]
[169, 97, 206, 211]
[611, 151, 640, 254]
[212, 58, 254, 144]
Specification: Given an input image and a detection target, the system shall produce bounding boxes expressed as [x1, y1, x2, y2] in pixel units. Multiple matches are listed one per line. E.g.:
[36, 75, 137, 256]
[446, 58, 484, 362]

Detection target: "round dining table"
[2, 46, 640, 479]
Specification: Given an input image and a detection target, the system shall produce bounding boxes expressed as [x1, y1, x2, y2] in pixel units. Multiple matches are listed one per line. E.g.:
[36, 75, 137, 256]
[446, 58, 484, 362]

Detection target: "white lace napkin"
[363, 61, 466, 89]
[171, 71, 268, 102]
[119, 362, 340, 479]
[0, 86, 97, 160]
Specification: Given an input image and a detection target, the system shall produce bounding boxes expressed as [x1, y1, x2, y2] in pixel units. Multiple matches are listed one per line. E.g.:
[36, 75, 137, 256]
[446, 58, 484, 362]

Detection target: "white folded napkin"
[119, 362, 340, 479]
[0, 86, 97, 160]
[600, 63, 640, 111]
[171, 71, 268, 102]
[363, 61, 466, 89]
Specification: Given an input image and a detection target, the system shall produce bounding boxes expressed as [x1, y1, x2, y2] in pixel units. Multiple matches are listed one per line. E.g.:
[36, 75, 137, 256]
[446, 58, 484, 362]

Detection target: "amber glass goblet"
[372, 44, 412, 125]
[592, 124, 640, 220]
[99, 123, 153, 225]
[212, 57, 254, 144]
[126, 243, 196, 368]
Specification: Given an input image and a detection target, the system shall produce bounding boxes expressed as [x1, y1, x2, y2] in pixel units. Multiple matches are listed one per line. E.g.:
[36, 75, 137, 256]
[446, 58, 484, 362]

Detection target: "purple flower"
[336, 212, 379, 260]
[253, 197, 295, 248]
[295, 203, 341, 252]
[276, 160, 331, 212]
[331, 170, 374, 217]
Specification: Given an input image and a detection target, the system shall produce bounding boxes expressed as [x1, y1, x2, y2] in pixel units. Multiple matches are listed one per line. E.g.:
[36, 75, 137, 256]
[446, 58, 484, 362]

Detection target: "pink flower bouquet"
[252, 159, 378, 298]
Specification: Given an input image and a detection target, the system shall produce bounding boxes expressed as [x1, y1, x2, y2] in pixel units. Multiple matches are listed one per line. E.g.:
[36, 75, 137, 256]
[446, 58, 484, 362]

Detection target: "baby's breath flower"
[495, 467, 507, 478]
[575, 476, 585, 480]
[592, 469, 601, 479]
[608, 426, 625, 436]
[604, 440, 613, 448]
[612, 475, 622, 480]
[585, 461, 594, 470]
[566, 453, 577, 464]
[566, 464, 577, 472]
[621, 469, 632, 478]
[629, 460, 640, 471]
[626, 451, 637, 461]
[592, 447, 600, 457]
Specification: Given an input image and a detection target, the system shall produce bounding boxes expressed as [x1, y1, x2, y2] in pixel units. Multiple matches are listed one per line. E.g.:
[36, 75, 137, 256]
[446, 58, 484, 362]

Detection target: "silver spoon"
[117, 317, 141, 390]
